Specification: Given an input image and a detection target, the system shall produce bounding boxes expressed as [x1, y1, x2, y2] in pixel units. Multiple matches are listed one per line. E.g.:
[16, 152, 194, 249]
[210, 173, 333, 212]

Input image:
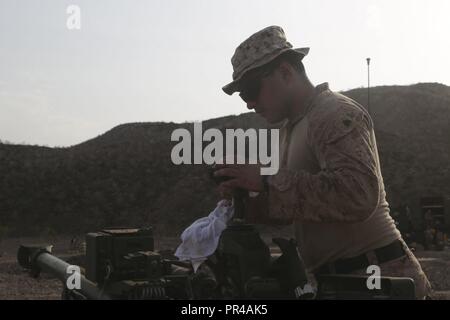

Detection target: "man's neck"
[288, 79, 316, 120]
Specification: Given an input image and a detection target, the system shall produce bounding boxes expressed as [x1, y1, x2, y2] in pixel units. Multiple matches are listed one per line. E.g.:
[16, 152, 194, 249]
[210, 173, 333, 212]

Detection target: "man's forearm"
[265, 167, 380, 223]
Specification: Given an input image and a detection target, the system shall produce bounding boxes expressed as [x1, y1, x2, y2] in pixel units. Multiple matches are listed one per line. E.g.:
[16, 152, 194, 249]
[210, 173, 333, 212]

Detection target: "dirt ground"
[1, 235, 450, 300]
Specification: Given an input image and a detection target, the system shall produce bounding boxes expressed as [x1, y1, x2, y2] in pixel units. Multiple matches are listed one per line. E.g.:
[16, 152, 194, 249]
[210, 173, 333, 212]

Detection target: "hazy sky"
[1, 0, 449, 147]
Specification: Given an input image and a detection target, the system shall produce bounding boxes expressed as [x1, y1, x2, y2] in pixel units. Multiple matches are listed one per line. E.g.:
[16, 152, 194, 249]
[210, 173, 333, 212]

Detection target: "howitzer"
[17, 228, 218, 300]
[17, 226, 416, 300]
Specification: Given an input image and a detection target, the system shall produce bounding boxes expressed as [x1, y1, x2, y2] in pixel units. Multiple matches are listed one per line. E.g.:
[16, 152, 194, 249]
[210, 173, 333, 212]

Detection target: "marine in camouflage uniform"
[216, 26, 431, 299]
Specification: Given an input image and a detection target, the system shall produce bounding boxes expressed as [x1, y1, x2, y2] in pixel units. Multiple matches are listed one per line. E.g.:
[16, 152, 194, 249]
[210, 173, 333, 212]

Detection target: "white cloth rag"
[175, 200, 234, 272]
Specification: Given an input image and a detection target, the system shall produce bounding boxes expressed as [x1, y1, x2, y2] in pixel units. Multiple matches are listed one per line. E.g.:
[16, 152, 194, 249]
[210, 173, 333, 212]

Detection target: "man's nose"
[246, 101, 257, 110]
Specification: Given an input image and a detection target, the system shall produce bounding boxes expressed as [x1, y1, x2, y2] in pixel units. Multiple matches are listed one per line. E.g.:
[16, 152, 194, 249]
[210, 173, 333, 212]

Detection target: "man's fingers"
[214, 168, 240, 178]
[213, 163, 226, 169]
[220, 178, 241, 189]
[213, 163, 239, 169]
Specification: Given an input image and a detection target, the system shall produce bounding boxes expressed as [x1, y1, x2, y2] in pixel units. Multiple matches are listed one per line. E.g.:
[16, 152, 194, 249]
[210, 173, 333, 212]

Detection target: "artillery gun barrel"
[17, 244, 110, 300]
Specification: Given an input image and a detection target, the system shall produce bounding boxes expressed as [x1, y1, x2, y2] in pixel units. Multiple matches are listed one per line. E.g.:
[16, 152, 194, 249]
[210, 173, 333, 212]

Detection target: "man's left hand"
[214, 163, 264, 192]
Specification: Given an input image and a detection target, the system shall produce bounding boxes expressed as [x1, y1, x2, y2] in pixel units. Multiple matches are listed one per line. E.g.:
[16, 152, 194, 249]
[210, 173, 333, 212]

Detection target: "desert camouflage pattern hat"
[223, 26, 309, 95]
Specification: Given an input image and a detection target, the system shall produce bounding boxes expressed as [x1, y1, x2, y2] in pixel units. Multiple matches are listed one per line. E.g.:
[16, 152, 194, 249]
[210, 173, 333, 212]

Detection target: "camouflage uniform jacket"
[248, 82, 402, 272]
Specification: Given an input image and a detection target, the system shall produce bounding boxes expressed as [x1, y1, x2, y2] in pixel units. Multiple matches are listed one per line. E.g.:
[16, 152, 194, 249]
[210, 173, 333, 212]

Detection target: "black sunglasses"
[238, 69, 273, 103]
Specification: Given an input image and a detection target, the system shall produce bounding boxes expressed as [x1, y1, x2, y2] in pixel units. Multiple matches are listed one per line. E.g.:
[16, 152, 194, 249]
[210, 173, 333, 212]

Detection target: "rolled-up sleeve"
[266, 103, 381, 224]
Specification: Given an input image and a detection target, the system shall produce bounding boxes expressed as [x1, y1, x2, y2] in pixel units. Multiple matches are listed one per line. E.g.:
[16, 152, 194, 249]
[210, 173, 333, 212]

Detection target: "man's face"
[239, 65, 292, 123]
